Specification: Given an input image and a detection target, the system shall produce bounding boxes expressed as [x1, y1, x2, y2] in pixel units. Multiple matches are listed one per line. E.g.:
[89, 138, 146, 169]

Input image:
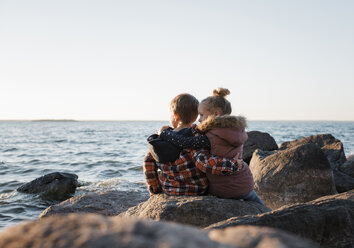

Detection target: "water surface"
[0, 120, 353, 230]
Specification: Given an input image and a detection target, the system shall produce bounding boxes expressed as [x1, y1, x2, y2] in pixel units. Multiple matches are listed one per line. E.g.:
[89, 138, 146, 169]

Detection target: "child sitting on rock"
[144, 93, 241, 196]
[157, 88, 264, 205]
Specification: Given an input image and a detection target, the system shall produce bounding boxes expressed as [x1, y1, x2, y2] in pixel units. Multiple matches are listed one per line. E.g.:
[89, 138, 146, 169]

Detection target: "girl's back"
[197, 115, 254, 198]
[198, 115, 248, 159]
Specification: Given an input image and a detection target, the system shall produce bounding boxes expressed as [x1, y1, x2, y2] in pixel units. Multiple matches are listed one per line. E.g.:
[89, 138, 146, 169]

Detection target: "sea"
[0, 120, 353, 230]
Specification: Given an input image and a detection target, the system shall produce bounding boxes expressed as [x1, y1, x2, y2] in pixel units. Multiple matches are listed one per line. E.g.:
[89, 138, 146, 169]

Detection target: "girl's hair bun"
[213, 88, 230, 98]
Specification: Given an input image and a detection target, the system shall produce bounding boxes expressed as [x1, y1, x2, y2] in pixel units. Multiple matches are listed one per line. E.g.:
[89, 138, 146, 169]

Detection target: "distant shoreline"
[0, 119, 353, 122]
[31, 119, 78, 122]
[0, 119, 354, 122]
[0, 119, 77, 122]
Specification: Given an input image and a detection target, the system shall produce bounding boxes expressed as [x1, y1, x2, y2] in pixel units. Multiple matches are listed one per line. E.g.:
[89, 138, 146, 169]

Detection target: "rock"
[338, 157, 354, 178]
[243, 131, 278, 164]
[207, 190, 354, 248]
[17, 172, 78, 201]
[0, 214, 317, 248]
[250, 144, 337, 210]
[280, 134, 346, 169]
[0, 214, 232, 248]
[333, 168, 354, 193]
[208, 225, 320, 248]
[119, 193, 269, 228]
[39, 190, 149, 219]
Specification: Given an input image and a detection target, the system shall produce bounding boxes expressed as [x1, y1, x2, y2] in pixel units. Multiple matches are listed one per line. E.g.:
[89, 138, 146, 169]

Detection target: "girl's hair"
[170, 93, 199, 124]
[201, 88, 232, 115]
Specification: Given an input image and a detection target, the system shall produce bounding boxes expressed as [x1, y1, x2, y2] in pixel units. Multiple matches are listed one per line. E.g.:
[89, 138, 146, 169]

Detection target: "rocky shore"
[1, 132, 354, 248]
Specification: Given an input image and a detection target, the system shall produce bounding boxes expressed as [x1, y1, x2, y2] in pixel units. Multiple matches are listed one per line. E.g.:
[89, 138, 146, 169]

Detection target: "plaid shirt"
[143, 127, 240, 195]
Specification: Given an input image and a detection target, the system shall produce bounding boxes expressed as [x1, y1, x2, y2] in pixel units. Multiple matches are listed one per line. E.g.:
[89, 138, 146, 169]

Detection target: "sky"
[0, 0, 353, 121]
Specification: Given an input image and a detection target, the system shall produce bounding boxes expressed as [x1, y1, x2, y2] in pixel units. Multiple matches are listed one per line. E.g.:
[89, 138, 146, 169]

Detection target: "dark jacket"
[147, 128, 192, 163]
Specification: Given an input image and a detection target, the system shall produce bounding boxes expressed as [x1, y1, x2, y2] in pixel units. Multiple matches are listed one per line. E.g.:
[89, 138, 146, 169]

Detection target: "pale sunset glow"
[1, 0, 353, 121]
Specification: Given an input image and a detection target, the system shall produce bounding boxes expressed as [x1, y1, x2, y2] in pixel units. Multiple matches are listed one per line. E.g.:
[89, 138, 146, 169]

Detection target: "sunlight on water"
[0, 191, 18, 201]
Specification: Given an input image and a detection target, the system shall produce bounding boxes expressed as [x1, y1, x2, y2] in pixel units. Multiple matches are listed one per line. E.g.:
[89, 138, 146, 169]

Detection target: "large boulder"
[280, 134, 346, 169]
[0, 214, 230, 248]
[338, 156, 354, 178]
[208, 225, 319, 248]
[17, 172, 78, 201]
[39, 190, 149, 218]
[243, 131, 278, 164]
[119, 193, 270, 228]
[250, 144, 337, 209]
[0, 214, 319, 248]
[207, 190, 354, 248]
[332, 168, 354, 193]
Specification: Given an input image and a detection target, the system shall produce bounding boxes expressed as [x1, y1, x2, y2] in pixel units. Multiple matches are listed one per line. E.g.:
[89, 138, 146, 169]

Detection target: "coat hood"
[197, 115, 247, 133]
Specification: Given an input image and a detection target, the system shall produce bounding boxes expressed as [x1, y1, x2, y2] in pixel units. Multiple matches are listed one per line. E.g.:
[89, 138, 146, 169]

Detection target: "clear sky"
[1, 0, 353, 121]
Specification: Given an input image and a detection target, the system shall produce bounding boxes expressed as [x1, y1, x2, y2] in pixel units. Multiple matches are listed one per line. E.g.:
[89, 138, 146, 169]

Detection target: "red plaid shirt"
[143, 128, 240, 195]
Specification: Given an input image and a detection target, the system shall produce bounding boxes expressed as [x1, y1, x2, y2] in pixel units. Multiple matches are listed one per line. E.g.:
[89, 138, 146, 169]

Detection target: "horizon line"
[1, 119, 354, 122]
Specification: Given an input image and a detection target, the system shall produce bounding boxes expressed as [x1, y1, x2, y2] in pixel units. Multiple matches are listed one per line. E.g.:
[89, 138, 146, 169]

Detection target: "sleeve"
[190, 149, 240, 175]
[143, 152, 162, 194]
[159, 129, 211, 150]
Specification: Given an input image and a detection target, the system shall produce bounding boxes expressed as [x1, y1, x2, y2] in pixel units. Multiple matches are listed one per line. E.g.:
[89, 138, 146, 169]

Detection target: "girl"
[158, 88, 264, 205]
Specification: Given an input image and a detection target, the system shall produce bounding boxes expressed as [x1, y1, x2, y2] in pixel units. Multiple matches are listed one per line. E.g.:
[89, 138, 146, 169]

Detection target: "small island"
[31, 119, 78, 122]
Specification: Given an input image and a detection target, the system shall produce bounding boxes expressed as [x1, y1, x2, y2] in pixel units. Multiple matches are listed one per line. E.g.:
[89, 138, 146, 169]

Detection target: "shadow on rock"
[207, 189, 354, 248]
[243, 131, 278, 164]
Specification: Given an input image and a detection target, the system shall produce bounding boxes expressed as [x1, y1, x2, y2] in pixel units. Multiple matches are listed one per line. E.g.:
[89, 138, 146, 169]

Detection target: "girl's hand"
[237, 159, 244, 168]
[233, 153, 243, 168]
[157, 125, 170, 135]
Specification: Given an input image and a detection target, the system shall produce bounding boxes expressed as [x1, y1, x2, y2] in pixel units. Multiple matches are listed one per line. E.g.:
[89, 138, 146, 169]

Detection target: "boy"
[143, 93, 241, 196]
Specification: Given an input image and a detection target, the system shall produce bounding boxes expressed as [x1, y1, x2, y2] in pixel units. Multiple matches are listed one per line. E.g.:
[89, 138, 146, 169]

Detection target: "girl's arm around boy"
[190, 149, 241, 175]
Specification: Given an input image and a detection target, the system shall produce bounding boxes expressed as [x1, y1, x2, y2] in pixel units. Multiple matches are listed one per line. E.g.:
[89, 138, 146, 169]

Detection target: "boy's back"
[144, 127, 209, 196]
[148, 128, 192, 163]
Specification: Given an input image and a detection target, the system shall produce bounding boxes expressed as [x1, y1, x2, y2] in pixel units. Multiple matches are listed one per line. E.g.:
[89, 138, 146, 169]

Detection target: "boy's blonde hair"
[170, 93, 199, 124]
[200, 88, 232, 115]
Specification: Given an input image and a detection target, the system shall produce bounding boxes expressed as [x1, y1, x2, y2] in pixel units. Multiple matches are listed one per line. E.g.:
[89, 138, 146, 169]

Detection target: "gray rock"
[333, 168, 354, 193]
[250, 144, 337, 210]
[0, 214, 317, 248]
[207, 190, 354, 248]
[338, 156, 354, 178]
[280, 134, 346, 169]
[208, 225, 320, 248]
[0, 214, 233, 248]
[17, 172, 78, 201]
[243, 131, 278, 164]
[119, 193, 269, 228]
[39, 190, 149, 219]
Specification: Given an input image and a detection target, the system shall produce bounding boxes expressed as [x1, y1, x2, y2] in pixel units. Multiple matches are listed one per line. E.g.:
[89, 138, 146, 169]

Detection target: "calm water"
[0, 121, 353, 230]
